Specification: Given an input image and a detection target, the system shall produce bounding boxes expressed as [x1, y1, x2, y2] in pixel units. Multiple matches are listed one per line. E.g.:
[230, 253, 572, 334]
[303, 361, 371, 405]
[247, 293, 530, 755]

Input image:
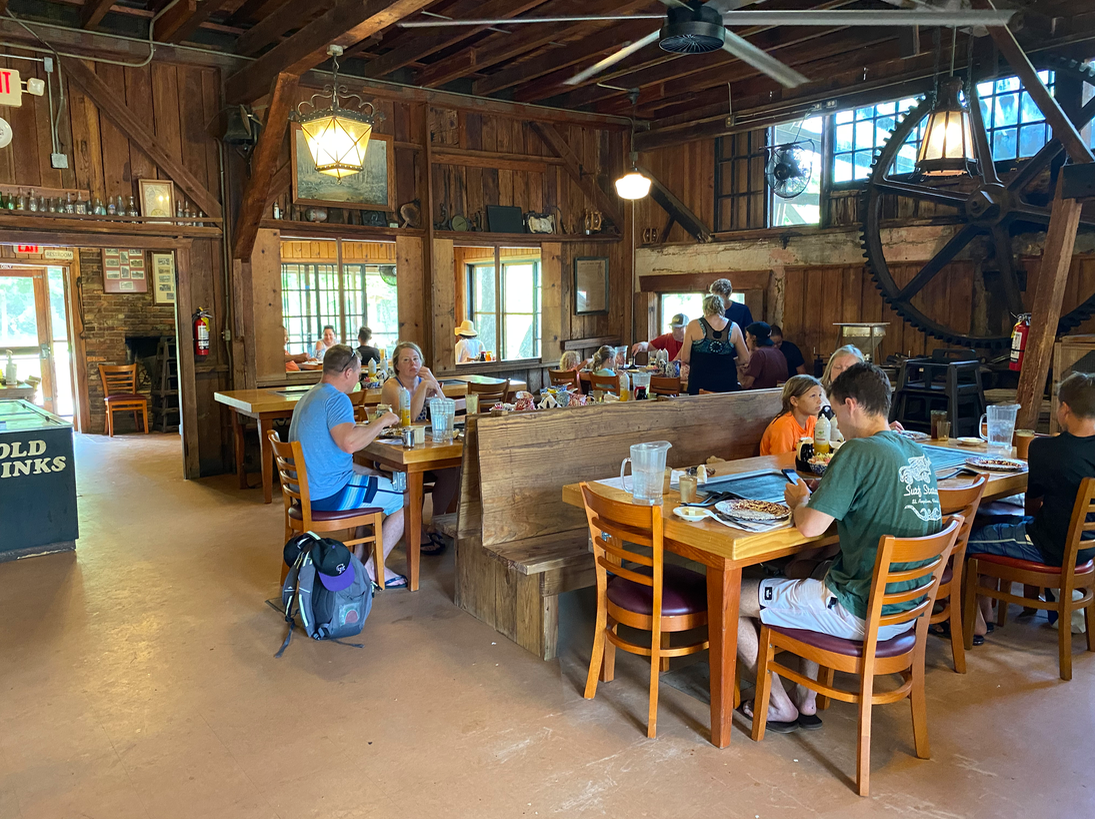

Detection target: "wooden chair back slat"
[650, 376, 681, 396]
[269, 431, 310, 529]
[469, 378, 510, 404]
[938, 475, 988, 562]
[548, 369, 580, 390]
[1063, 478, 1095, 572]
[98, 364, 138, 395]
[581, 483, 662, 591]
[590, 373, 620, 395]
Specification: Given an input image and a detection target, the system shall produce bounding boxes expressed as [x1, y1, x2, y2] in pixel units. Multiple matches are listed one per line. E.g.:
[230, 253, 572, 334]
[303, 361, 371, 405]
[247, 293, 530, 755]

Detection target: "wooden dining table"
[561, 440, 1028, 749]
[215, 379, 491, 504]
[355, 432, 464, 592]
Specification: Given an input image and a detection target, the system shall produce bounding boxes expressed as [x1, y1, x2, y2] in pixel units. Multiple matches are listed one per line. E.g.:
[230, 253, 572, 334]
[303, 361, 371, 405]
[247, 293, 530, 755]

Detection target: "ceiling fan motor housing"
[660, 5, 725, 54]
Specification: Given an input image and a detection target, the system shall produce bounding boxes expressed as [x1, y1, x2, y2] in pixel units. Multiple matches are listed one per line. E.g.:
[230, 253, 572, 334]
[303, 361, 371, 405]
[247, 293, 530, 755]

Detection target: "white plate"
[966, 456, 1026, 472]
[956, 437, 983, 446]
[715, 498, 792, 522]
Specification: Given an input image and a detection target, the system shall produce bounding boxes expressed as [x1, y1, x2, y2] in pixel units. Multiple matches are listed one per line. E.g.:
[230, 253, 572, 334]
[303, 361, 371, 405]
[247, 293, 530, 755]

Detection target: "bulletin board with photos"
[102, 248, 148, 293]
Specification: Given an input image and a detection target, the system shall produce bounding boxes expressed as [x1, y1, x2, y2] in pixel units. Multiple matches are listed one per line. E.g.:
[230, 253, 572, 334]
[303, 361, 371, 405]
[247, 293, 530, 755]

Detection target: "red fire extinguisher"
[1009, 313, 1031, 372]
[193, 307, 212, 357]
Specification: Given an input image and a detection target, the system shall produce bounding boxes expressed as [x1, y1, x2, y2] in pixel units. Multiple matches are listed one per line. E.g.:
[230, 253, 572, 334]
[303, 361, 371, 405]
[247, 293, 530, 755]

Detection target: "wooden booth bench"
[454, 389, 782, 660]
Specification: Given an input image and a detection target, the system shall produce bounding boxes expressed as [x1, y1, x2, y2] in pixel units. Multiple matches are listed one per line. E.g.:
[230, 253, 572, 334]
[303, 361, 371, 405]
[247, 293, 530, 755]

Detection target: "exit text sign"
[0, 69, 22, 108]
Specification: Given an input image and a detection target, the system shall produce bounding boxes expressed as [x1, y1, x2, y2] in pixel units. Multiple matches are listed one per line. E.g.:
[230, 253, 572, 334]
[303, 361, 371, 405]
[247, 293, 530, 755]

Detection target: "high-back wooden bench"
[455, 389, 783, 659]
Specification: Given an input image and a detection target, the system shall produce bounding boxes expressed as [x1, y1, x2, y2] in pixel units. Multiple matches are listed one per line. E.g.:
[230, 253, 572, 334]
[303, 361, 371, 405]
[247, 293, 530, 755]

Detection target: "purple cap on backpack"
[311, 539, 356, 592]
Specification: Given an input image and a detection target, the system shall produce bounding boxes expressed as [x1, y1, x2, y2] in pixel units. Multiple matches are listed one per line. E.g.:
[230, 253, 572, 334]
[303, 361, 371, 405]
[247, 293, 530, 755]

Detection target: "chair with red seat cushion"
[579, 482, 709, 739]
[931, 475, 988, 673]
[963, 477, 1095, 681]
[269, 431, 386, 587]
[752, 517, 962, 797]
[98, 364, 149, 437]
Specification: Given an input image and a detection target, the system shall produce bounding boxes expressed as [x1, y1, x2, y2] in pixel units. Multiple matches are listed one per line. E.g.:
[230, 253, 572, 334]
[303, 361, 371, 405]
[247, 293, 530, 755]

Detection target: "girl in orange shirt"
[759, 375, 823, 456]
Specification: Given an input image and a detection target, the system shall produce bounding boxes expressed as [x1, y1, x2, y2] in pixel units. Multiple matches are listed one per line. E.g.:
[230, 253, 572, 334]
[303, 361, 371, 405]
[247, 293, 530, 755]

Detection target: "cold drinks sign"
[0, 69, 21, 107]
[0, 438, 68, 479]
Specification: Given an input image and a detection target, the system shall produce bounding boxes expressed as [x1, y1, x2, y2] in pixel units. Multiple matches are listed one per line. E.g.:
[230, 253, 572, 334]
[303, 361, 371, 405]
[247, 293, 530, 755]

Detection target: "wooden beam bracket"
[529, 121, 625, 232]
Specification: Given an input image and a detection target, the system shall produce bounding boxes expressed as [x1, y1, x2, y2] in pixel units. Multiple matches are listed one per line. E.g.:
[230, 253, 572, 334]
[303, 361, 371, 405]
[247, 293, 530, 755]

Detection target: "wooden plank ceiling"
[16, 0, 1095, 136]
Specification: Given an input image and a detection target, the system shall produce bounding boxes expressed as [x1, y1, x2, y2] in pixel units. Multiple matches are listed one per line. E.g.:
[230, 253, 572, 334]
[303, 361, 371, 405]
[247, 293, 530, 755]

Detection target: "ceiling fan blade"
[722, 31, 809, 88]
[400, 15, 664, 28]
[720, 9, 1015, 27]
[564, 31, 661, 87]
[657, 0, 691, 8]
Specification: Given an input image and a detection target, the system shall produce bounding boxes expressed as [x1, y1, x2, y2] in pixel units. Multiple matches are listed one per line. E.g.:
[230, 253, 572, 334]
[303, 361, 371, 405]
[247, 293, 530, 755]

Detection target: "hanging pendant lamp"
[293, 45, 380, 181]
[616, 151, 652, 200]
[915, 79, 974, 177]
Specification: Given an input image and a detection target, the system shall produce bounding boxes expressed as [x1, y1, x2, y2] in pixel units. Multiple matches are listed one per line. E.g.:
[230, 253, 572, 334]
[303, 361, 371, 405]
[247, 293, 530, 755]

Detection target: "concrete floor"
[1, 433, 1094, 819]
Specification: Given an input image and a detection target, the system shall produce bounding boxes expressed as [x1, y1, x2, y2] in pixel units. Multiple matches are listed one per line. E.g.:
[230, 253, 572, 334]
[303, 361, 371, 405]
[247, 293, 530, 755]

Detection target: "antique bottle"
[126, 195, 138, 217]
[64, 192, 74, 213]
[28, 193, 37, 212]
[107, 198, 116, 216]
[272, 200, 281, 220]
[15, 191, 24, 210]
[75, 191, 86, 215]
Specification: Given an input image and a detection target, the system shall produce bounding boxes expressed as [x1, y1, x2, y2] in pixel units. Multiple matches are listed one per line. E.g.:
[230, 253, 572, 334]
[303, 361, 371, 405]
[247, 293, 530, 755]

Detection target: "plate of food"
[715, 499, 792, 522]
[956, 437, 983, 447]
[965, 456, 1026, 472]
[897, 429, 930, 442]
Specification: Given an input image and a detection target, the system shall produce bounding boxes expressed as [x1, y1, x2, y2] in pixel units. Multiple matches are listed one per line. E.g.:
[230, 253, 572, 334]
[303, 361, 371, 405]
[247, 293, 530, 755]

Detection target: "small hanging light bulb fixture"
[292, 45, 381, 181]
[615, 90, 651, 200]
[915, 29, 974, 177]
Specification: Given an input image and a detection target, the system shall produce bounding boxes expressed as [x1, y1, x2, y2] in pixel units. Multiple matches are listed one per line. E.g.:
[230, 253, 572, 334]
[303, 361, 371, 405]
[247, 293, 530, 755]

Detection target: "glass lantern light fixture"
[615, 151, 651, 200]
[292, 45, 381, 181]
[915, 77, 974, 177]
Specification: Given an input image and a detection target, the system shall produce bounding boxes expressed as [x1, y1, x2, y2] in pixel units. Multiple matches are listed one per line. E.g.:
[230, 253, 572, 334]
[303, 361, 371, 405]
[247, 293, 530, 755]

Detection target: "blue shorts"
[312, 467, 404, 516]
[966, 518, 1046, 563]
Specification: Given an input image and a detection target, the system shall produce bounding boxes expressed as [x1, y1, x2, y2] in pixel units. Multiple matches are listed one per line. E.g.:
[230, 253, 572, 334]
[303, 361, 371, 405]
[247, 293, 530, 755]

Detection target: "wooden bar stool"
[98, 364, 149, 437]
[579, 482, 709, 738]
[269, 431, 386, 587]
[752, 517, 962, 796]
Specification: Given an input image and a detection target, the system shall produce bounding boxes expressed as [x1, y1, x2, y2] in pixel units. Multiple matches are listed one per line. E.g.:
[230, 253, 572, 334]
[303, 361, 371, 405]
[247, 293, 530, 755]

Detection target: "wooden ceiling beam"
[414, 0, 653, 89]
[227, 0, 289, 27]
[365, 0, 545, 79]
[234, 0, 332, 57]
[234, 72, 299, 260]
[529, 121, 624, 232]
[226, 0, 435, 104]
[60, 57, 223, 217]
[154, 0, 233, 43]
[80, 0, 116, 30]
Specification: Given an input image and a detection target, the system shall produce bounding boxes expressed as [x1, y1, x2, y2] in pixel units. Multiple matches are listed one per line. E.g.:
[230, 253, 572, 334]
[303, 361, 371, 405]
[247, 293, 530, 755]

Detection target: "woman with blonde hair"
[590, 345, 616, 376]
[559, 350, 582, 371]
[760, 375, 823, 456]
[820, 344, 903, 431]
[680, 293, 749, 394]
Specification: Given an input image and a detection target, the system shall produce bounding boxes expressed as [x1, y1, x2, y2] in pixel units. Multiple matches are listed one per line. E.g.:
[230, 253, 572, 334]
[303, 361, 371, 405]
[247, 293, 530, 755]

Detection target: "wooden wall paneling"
[151, 63, 184, 184]
[124, 65, 157, 185]
[541, 241, 562, 365]
[10, 64, 42, 188]
[96, 64, 134, 203]
[432, 238, 456, 374]
[33, 61, 72, 191]
[253, 228, 285, 382]
[0, 61, 13, 184]
[396, 234, 425, 345]
[174, 244, 202, 479]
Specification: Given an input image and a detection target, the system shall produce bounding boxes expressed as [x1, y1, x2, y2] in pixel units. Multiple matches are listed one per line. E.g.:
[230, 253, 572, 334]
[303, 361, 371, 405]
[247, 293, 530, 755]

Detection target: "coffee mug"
[1014, 429, 1037, 460]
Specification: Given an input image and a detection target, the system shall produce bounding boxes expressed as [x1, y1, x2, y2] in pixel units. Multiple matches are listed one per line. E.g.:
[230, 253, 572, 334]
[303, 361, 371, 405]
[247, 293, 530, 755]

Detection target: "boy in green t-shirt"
[737, 362, 941, 734]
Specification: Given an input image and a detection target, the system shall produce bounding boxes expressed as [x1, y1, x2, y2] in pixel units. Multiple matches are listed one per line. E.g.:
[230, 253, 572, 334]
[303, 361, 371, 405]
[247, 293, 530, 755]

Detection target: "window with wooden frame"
[714, 129, 768, 232]
[462, 247, 541, 361]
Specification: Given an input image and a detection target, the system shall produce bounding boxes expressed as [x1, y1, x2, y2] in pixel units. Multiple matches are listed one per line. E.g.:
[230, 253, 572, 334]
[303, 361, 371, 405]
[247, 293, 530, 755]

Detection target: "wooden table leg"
[233, 410, 247, 490]
[707, 563, 742, 749]
[406, 470, 423, 591]
[256, 415, 274, 504]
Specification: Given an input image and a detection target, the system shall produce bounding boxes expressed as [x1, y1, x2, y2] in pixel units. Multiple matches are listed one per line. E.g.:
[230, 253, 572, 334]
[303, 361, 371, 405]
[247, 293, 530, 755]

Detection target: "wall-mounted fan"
[380, 265, 398, 287]
[400, 2, 1014, 91]
[766, 142, 813, 200]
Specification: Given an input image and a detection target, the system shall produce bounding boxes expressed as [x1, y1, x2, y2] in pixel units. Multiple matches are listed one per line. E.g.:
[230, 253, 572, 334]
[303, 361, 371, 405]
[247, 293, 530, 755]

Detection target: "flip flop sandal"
[737, 704, 800, 734]
[797, 713, 823, 731]
[384, 573, 408, 589]
[420, 531, 448, 556]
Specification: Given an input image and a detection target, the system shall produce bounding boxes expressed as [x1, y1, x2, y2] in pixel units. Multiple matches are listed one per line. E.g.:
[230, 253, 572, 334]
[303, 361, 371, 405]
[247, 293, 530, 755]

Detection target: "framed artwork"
[102, 249, 148, 294]
[138, 179, 175, 219]
[574, 257, 609, 315]
[151, 252, 176, 305]
[291, 126, 395, 211]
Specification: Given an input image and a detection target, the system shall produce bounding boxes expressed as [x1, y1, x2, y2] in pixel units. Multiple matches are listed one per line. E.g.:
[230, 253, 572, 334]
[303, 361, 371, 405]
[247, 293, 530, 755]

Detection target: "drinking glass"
[936, 420, 951, 441]
[619, 440, 672, 505]
[429, 397, 456, 444]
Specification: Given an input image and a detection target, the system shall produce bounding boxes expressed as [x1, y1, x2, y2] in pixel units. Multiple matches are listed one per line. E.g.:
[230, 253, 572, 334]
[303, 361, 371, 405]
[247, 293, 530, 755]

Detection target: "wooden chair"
[548, 369, 580, 390]
[268, 431, 386, 587]
[752, 516, 962, 796]
[469, 378, 510, 406]
[934, 475, 988, 673]
[98, 364, 149, 437]
[589, 373, 620, 395]
[650, 376, 681, 397]
[580, 482, 709, 738]
[963, 477, 1095, 681]
[349, 389, 371, 423]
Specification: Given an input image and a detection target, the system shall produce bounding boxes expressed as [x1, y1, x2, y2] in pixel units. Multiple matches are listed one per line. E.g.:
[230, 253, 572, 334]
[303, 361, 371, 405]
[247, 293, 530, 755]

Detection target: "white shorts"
[758, 578, 912, 642]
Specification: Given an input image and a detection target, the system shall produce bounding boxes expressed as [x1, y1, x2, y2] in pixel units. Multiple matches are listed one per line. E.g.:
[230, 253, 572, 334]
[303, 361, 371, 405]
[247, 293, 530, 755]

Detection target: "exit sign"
[16, 244, 39, 254]
[0, 69, 22, 108]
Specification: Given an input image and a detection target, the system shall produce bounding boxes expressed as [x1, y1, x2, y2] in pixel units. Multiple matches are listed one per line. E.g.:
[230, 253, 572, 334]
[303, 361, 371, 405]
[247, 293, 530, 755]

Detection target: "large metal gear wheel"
[862, 57, 1095, 349]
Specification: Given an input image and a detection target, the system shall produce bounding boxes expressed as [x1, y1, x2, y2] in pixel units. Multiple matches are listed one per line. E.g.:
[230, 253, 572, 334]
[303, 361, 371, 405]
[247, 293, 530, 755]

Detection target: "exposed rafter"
[530, 121, 624, 232]
[154, 0, 234, 44]
[234, 0, 332, 58]
[80, 0, 117, 30]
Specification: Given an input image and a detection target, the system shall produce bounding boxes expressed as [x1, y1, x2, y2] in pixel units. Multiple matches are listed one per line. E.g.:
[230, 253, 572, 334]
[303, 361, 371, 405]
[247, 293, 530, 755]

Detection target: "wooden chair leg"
[962, 559, 979, 651]
[142, 405, 149, 433]
[817, 666, 835, 710]
[751, 627, 775, 742]
[947, 601, 966, 674]
[909, 664, 931, 760]
[106, 408, 114, 437]
[647, 627, 661, 739]
[996, 578, 1009, 628]
[659, 633, 671, 672]
[372, 513, 385, 586]
[856, 674, 876, 797]
[584, 603, 608, 699]
[1085, 596, 1095, 652]
[1059, 587, 1073, 682]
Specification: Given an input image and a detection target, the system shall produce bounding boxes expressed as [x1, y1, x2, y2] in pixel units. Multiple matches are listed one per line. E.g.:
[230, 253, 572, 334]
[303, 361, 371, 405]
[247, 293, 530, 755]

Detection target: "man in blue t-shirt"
[288, 345, 406, 587]
[709, 277, 754, 332]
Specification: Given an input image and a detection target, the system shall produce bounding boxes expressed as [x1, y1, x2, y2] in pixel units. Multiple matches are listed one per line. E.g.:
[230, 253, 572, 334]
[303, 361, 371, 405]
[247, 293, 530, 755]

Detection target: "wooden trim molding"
[639, 271, 772, 293]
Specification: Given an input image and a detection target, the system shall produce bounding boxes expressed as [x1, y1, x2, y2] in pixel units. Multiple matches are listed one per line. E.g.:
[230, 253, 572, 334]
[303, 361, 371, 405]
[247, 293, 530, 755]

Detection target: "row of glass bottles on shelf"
[0, 190, 206, 222]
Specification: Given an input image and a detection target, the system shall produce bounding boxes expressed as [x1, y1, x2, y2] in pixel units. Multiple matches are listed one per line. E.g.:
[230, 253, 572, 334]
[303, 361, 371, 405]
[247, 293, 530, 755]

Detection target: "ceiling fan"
[400, 1, 1015, 91]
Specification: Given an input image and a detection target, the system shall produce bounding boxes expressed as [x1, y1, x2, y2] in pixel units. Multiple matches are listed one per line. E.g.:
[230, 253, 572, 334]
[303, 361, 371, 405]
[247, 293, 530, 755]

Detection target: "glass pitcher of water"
[429, 397, 456, 444]
[620, 441, 672, 506]
[979, 403, 1019, 453]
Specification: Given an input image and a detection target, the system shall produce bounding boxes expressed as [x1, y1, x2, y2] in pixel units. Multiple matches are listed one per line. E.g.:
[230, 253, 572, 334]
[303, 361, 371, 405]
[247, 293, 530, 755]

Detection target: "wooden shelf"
[262, 220, 423, 241]
[0, 210, 222, 226]
[0, 213, 223, 247]
[436, 230, 621, 244]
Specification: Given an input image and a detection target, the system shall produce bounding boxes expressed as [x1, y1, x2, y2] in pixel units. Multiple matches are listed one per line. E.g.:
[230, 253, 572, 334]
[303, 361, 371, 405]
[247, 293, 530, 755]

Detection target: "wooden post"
[1015, 178, 1084, 430]
[421, 103, 436, 365]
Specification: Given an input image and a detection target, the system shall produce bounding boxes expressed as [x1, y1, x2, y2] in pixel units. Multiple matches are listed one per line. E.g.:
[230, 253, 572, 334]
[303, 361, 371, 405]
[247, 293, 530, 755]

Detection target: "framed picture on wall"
[574, 257, 609, 315]
[138, 179, 175, 219]
[102, 248, 148, 294]
[291, 126, 395, 211]
[151, 252, 176, 305]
